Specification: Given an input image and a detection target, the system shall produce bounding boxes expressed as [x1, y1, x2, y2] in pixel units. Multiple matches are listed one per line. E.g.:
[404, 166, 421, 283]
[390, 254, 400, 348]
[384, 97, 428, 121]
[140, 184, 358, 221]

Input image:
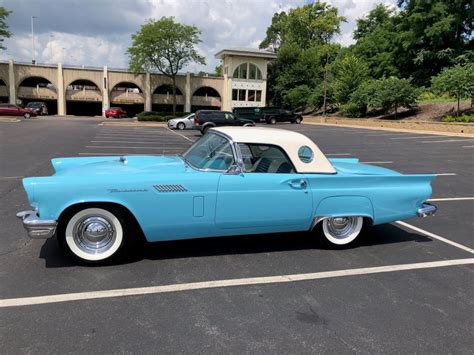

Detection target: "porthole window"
[298, 146, 313, 163]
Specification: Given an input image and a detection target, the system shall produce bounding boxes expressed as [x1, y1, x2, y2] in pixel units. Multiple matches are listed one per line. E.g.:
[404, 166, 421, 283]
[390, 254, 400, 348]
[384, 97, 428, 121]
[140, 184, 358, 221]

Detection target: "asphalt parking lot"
[1, 116, 473, 353]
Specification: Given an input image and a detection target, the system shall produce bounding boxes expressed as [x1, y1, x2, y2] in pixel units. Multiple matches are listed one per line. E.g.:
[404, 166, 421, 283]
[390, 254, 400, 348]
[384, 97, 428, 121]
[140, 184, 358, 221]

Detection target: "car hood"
[51, 155, 188, 176]
[329, 158, 401, 176]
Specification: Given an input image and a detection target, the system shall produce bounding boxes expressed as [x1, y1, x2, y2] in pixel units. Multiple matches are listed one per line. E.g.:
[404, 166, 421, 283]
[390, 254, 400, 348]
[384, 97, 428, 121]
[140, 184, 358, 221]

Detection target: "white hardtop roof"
[212, 127, 336, 174]
[215, 48, 277, 59]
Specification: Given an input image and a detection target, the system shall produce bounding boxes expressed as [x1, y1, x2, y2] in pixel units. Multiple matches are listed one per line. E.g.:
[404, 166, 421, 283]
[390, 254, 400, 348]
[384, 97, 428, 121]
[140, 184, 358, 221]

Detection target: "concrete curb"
[303, 121, 474, 138]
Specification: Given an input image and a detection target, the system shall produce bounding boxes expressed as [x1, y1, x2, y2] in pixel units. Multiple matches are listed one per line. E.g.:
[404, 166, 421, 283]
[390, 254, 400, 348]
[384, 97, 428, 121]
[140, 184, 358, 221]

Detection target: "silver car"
[167, 113, 195, 130]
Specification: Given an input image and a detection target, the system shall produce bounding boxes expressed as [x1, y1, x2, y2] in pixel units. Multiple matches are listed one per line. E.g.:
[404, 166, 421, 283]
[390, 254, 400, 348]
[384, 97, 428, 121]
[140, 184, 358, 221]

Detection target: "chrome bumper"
[417, 203, 437, 218]
[16, 210, 57, 239]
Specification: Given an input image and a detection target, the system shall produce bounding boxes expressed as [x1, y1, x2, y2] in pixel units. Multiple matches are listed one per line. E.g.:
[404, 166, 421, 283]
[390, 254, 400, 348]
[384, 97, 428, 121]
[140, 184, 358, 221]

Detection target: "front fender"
[314, 196, 374, 220]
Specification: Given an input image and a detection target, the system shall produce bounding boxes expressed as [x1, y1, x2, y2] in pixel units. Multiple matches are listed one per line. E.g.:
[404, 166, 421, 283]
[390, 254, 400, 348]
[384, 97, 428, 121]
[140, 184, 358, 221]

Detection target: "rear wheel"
[23, 113, 31, 119]
[269, 117, 276, 125]
[318, 216, 364, 247]
[295, 117, 302, 124]
[201, 125, 212, 135]
[59, 207, 128, 264]
[177, 122, 185, 130]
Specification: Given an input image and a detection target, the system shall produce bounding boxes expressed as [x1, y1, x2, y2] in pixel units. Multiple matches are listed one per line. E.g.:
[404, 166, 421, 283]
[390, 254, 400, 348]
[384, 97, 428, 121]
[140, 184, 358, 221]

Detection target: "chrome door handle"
[288, 179, 307, 189]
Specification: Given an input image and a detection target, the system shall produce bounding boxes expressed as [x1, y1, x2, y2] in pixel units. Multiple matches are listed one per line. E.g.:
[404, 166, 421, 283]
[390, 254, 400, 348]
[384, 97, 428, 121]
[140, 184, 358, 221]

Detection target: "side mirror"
[225, 164, 243, 175]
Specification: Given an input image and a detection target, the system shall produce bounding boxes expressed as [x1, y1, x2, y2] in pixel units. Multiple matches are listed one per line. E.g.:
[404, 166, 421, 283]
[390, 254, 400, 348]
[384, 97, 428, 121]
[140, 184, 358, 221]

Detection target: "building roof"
[211, 127, 336, 174]
[215, 48, 277, 60]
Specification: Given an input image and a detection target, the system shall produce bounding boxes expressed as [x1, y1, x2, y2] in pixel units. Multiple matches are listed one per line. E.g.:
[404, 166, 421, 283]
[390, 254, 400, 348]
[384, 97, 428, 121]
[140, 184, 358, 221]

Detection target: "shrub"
[341, 102, 366, 118]
[283, 85, 312, 110]
[136, 111, 189, 121]
[369, 77, 419, 118]
[442, 114, 474, 123]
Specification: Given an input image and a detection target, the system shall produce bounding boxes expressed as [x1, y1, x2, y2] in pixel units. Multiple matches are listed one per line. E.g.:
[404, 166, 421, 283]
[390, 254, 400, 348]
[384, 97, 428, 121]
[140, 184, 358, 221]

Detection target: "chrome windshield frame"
[181, 129, 245, 173]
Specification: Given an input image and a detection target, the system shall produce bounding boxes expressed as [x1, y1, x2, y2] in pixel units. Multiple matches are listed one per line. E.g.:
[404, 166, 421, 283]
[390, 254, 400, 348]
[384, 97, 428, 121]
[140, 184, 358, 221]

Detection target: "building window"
[233, 63, 262, 80]
[232, 89, 246, 101]
[248, 90, 256, 101]
[256, 90, 262, 101]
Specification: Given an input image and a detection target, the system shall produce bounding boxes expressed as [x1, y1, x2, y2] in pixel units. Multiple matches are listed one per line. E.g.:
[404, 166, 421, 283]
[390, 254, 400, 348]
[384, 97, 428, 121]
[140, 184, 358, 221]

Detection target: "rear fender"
[313, 196, 374, 227]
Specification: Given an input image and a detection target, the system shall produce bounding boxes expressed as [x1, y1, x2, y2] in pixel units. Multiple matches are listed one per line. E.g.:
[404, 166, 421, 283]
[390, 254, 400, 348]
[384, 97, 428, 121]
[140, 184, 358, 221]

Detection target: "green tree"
[260, 2, 345, 107]
[0, 7, 12, 50]
[128, 17, 205, 114]
[370, 77, 419, 118]
[332, 54, 369, 105]
[351, 4, 399, 79]
[214, 65, 223, 77]
[394, 0, 474, 85]
[283, 85, 312, 110]
[431, 64, 474, 116]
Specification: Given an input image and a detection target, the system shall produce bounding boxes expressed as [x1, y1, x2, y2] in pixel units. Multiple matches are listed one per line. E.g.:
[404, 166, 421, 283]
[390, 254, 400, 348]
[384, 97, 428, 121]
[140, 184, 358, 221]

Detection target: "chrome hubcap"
[325, 217, 359, 240]
[73, 216, 116, 254]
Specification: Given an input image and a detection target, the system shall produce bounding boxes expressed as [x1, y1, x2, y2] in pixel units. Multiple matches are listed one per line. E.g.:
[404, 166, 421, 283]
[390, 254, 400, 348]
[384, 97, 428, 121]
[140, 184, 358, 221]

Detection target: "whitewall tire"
[321, 216, 364, 246]
[64, 208, 125, 262]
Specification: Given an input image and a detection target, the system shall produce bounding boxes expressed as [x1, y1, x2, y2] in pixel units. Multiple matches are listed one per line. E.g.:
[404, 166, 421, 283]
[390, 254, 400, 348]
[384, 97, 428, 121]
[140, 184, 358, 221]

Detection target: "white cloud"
[1, 0, 397, 71]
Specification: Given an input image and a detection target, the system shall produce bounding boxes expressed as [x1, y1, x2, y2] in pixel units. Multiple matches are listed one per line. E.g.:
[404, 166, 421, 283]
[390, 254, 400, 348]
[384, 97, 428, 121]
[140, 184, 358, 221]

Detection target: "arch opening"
[18, 76, 57, 115]
[152, 84, 184, 113]
[66, 79, 102, 116]
[110, 81, 144, 117]
[233, 63, 262, 80]
[192, 86, 221, 111]
[0, 79, 7, 103]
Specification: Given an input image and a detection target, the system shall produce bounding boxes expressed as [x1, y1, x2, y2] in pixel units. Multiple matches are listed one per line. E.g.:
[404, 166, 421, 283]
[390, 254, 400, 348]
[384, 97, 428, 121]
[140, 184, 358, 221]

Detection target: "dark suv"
[194, 110, 255, 134]
[261, 108, 302, 124]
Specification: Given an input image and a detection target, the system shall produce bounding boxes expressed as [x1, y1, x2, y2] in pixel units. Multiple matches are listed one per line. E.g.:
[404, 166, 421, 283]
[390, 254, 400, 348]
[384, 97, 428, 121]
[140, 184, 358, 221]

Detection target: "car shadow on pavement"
[39, 223, 431, 268]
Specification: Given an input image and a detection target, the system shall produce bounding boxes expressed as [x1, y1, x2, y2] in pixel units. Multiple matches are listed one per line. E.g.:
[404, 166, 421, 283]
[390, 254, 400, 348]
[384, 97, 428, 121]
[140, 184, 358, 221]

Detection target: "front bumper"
[167, 121, 177, 129]
[16, 210, 57, 239]
[417, 203, 437, 218]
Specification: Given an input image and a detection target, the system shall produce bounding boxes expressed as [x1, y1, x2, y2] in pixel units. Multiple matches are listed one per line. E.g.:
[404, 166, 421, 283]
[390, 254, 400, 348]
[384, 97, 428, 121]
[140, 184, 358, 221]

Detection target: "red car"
[105, 107, 128, 118]
[0, 104, 37, 118]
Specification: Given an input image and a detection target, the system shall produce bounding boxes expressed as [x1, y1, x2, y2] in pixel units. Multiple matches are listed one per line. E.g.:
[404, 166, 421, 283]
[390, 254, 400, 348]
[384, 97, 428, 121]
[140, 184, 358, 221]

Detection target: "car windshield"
[182, 133, 235, 171]
[27, 102, 42, 108]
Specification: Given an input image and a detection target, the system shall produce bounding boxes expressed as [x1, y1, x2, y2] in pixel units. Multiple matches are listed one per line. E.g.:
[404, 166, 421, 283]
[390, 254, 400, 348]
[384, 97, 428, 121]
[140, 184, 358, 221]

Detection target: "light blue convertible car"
[17, 127, 437, 264]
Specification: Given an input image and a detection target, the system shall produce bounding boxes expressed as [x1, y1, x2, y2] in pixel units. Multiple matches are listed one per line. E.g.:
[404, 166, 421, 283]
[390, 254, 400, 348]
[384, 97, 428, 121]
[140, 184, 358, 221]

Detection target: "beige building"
[0, 48, 276, 116]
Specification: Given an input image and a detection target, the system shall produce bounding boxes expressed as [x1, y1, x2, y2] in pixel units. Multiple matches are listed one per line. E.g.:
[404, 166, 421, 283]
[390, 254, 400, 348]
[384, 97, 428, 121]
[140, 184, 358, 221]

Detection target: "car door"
[215, 143, 313, 231]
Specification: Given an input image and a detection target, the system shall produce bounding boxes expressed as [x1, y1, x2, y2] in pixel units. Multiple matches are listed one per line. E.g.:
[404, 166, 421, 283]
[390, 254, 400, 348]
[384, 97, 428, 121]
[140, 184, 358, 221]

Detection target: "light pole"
[49, 34, 54, 62]
[31, 16, 38, 64]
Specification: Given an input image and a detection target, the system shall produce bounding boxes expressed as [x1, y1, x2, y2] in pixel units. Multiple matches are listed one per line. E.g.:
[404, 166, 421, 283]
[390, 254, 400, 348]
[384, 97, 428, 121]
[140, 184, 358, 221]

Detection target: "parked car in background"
[262, 108, 303, 124]
[16, 126, 437, 264]
[0, 104, 37, 118]
[105, 107, 128, 118]
[167, 113, 195, 130]
[26, 101, 48, 115]
[194, 110, 255, 134]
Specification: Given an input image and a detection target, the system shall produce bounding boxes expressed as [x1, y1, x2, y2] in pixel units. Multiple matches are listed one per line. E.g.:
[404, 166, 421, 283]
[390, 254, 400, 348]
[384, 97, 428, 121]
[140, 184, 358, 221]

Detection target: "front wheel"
[319, 216, 364, 247]
[177, 122, 185, 130]
[60, 207, 127, 264]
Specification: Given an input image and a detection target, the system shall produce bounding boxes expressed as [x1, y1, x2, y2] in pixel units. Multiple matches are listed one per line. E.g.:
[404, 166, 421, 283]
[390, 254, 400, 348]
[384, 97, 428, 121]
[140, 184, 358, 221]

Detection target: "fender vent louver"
[154, 184, 188, 192]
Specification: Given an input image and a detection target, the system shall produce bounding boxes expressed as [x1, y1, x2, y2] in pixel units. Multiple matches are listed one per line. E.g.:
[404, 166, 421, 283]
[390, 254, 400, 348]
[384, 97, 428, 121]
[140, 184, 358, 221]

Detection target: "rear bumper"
[16, 210, 57, 239]
[417, 203, 437, 218]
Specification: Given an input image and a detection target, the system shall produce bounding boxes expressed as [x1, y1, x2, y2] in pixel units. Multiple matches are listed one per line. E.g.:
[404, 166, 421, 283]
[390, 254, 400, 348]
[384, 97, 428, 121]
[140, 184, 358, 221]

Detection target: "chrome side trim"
[16, 210, 57, 239]
[417, 203, 437, 218]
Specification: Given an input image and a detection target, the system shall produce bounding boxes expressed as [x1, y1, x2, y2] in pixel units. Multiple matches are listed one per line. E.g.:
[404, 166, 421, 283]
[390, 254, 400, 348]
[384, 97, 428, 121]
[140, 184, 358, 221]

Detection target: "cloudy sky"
[0, 0, 396, 72]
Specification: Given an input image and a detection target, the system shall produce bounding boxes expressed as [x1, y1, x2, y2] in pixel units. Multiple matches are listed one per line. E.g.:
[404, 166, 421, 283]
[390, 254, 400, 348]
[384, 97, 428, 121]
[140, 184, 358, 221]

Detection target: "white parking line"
[365, 133, 410, 137]
[86, 146, 187, 150]
[421, 139, 474, 144]
[1, 258, 472, 308]
[91, 141, 190, 145]
[428, 197, 474, 202]
[0, 176, 23, 179]
[463, 146, 474, 148]
[325, 153, 352, 156]
[396, 221, 474, 254]
[360, 161, 393, 164]
[436, 173, 457, 176]
[166, 127, 194, 142]
[390, 136, 433, 140]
